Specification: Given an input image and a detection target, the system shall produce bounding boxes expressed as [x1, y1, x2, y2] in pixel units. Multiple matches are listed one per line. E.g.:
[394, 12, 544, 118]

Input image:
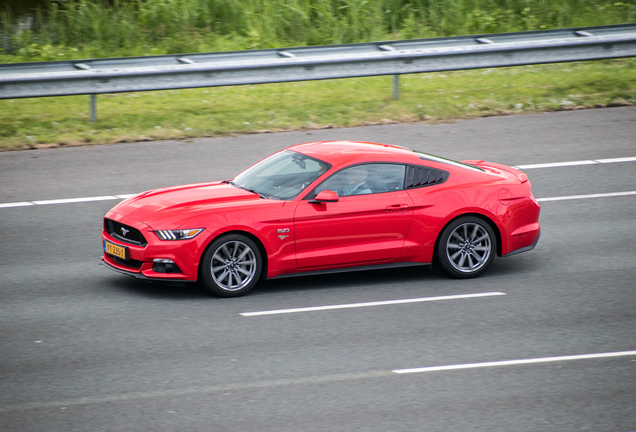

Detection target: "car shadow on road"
[105, 254, 541, 299]
[488, 253, 543, 276]
[105, 274, 211, 299]
[104, 265, 446, 299]
[252, 265, 448, 296]
[255, 253, 543, 296]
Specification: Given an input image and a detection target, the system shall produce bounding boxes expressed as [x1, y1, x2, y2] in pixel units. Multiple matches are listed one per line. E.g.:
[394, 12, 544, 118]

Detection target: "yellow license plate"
[104, 241, 128, 260]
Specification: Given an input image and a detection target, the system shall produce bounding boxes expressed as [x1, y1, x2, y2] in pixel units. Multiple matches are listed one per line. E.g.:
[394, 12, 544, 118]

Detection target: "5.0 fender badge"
[278, 228, 290, 240]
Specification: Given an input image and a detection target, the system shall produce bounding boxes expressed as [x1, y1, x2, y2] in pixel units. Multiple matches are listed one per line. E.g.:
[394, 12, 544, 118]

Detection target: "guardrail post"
[89, 94, 97, 122]
[392, 75, 400, 100]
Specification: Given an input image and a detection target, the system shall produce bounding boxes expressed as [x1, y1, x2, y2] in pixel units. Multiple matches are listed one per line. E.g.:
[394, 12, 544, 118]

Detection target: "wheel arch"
[197, 229, 269, 282]
[433, 212, 503, 262]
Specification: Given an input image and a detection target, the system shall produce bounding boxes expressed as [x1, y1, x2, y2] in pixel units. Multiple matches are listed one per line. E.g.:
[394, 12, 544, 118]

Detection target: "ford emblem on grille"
[121, 227, 129, 236]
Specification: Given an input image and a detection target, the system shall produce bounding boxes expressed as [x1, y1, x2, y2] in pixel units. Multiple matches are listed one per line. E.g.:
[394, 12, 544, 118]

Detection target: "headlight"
[155, 229, 203, 241]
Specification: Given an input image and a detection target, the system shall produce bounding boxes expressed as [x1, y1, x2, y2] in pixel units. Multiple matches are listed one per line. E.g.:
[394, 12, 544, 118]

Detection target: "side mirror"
[309, 190, 339, 204]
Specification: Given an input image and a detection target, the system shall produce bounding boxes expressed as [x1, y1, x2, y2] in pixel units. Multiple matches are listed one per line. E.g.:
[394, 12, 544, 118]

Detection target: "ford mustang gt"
[102, 141, 540, 297]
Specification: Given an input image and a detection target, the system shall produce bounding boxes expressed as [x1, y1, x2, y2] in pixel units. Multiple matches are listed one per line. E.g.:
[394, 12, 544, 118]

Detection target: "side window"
[313, 164, 406, 197]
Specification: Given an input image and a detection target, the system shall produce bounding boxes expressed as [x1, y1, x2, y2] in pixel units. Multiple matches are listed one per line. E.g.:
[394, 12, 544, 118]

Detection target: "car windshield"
[232, 150, 332, 200]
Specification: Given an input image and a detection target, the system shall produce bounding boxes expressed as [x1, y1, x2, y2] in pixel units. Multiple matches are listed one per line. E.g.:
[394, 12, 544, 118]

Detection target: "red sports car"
[102, 141, 540, 297]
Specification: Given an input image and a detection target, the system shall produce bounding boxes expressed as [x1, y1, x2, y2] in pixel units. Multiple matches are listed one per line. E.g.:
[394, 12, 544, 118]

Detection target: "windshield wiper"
[225, 181, 268, 199]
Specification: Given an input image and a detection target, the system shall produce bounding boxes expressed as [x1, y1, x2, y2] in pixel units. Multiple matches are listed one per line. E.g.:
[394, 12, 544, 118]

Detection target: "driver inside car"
[341, 167, 372, 196]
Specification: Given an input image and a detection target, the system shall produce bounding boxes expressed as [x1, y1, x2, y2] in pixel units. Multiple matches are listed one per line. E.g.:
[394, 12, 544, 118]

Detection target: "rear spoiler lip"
[462, 160, 528, 183]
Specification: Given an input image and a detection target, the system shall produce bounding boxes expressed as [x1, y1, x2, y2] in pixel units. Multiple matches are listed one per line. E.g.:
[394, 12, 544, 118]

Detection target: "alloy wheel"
[445, 222, 492, 273]
[210, 240, 257, 292]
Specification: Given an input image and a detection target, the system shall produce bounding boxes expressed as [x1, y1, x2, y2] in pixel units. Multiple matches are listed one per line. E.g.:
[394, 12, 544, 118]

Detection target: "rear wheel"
[436, 216, 496, 278]
[201, 234, 262, 297]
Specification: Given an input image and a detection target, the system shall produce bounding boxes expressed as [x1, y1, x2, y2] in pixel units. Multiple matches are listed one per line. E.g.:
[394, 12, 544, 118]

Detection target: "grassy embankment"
[0, 0, 634, 150]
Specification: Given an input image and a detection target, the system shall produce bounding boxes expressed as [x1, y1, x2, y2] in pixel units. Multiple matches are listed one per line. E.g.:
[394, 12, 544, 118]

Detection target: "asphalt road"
[1, 107, 635, 431]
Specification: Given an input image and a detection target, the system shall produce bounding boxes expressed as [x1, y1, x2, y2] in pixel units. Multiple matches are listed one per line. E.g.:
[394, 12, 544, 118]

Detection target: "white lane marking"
[596, 156, 636, 164]
[0, 155, 634, 209]
[393, 350, 636, 374]
[515, 156, 636, 169]
[537, 191, 636, 202]
[1, 190, 634, 208]
[0, 194, 136, 207]
[516, 160, 597, 169]
[240, 292, 505, 317]
[2, 349, 634, 412]
[31, 196, 121, 205]
[0, 201, 34, 208]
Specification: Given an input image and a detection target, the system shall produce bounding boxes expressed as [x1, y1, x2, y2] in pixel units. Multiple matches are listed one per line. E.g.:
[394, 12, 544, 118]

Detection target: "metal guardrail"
[1, 23, 635, 121]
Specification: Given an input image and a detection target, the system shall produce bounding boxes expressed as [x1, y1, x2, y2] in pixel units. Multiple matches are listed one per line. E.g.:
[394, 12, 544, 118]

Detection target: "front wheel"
[436, 216, 496, 279]
[201, 234, 262, 297]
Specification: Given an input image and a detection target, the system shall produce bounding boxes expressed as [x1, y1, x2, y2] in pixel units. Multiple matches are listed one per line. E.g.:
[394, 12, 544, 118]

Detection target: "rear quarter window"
[405, 165, 449, 189]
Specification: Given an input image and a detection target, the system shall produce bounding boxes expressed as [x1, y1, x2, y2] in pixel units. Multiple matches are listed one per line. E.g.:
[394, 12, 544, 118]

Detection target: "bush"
[0, 0, 634, 62]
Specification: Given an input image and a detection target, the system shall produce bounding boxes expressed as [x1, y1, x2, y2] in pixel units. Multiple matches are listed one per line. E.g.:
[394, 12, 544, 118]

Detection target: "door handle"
[386, 204, 409, 212]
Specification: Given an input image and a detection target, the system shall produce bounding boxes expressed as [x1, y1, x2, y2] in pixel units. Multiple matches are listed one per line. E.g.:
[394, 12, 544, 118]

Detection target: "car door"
[294, 163, 414, 269]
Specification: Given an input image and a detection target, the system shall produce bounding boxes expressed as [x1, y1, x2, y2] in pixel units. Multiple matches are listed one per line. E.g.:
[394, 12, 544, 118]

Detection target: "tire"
[201, 234, 262, 297]
[436, 216, 496, 279]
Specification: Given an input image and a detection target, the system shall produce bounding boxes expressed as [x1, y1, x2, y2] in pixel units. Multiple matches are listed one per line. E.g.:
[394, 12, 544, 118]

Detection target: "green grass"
[1, 1, 633, 150]
[1, 0, 634, 62]
[1, 59, 634, 151]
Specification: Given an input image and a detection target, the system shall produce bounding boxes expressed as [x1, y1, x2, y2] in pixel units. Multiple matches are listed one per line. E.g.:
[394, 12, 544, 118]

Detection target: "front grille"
[110, 255, 144, 270]
[105, 218, 147, 246]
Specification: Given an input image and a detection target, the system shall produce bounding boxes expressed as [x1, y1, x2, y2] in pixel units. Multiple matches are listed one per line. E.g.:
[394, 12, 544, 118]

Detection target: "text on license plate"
[104, 241, 128, 260]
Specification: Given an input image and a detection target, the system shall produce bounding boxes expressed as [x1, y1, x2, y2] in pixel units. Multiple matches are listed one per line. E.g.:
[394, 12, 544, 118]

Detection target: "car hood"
[109, 181, 261, 228]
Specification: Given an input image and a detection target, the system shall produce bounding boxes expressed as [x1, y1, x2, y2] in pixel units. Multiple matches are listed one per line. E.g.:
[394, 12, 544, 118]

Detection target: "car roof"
[289, 141, 420, 166]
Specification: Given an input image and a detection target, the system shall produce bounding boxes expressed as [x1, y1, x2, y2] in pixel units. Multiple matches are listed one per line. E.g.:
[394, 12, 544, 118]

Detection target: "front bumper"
[100, 259, 193, 285]
[102, 211, 205, 281]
